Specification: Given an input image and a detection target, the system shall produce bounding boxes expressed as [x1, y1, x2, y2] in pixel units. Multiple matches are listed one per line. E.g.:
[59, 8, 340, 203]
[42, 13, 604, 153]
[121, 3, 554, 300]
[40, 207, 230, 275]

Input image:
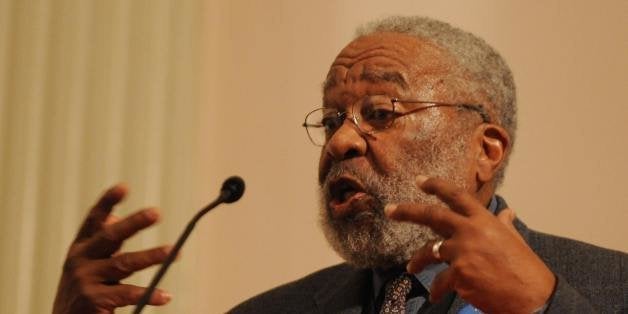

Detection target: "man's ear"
[473, 124, 510, 184]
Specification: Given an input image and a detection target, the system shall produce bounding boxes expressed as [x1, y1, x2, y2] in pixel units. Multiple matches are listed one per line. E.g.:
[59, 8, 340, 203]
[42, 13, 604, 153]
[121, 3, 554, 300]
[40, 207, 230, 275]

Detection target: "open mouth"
[327, 176, 371, 219]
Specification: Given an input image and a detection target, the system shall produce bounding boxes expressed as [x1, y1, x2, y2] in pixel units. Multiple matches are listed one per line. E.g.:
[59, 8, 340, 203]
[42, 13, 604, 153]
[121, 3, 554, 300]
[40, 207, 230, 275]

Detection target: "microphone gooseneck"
[134, 176, 245, 314]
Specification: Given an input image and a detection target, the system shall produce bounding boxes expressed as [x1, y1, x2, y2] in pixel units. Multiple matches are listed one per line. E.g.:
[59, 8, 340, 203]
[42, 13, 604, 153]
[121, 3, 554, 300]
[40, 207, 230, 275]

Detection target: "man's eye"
[321, 116, 342, 133]
[362, 106, 395, 125]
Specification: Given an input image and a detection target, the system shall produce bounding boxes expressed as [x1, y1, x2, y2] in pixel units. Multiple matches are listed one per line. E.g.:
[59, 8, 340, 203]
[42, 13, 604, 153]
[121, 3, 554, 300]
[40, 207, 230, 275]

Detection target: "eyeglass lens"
[304, 96, 395, 146]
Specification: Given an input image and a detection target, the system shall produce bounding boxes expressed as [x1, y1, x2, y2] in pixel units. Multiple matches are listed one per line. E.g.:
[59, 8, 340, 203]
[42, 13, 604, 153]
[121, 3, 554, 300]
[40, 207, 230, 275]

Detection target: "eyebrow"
[360, 70, 409, 89]
[323, 70, 409, 92]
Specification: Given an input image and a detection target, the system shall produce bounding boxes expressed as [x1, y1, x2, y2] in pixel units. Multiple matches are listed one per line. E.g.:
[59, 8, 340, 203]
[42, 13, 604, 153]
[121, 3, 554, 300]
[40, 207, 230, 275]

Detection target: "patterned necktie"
[379, 273, 413, 314]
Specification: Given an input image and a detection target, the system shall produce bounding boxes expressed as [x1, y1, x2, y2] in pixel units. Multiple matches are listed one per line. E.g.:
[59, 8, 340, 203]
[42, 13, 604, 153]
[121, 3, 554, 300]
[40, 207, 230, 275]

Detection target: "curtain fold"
[0, 1, 211, 313]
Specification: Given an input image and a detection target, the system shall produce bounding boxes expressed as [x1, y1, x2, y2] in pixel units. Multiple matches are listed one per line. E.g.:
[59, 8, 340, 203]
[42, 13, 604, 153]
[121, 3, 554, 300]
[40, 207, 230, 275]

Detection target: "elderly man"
[53, 16, 626, 314]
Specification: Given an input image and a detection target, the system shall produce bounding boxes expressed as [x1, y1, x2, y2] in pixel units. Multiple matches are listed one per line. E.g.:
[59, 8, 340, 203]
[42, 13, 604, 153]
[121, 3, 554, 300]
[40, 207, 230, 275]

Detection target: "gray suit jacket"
[230, 198, 627, 313]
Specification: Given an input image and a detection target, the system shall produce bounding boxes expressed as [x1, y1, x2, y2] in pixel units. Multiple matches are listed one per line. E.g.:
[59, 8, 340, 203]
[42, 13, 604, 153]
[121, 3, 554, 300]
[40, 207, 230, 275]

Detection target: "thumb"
[497, 208, 526, 243]
[497, 207, 516, 225]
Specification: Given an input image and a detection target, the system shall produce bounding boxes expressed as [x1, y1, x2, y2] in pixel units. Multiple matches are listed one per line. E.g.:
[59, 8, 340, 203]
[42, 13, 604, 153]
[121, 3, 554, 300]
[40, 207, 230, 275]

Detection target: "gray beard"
[318, 131, 469, 269]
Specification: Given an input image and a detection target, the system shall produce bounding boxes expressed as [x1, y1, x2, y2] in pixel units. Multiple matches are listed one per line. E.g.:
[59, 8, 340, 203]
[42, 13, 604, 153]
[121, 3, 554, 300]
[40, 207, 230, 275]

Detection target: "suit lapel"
[314, 266, 372, 314]
[445, 294, 466, 314]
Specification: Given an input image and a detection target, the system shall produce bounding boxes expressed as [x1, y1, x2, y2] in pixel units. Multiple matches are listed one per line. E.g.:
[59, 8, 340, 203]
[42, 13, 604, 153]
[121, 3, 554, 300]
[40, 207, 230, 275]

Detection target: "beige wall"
[1, 0, 626, 313]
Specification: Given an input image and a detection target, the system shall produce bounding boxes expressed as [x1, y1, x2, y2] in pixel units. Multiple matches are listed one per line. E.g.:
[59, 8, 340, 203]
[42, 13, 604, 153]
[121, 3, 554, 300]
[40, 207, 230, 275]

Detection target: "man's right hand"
[52, 184, 173, 314]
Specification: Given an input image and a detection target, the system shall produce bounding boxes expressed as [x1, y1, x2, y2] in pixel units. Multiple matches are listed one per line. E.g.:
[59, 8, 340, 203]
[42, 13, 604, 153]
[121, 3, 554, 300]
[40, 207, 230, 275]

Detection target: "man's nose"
[325, 118, 367, 161]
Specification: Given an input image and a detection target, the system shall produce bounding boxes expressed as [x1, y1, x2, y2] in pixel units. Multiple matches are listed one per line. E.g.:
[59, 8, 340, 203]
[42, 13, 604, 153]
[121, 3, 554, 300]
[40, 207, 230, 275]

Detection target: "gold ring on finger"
[432, 240, 444, 260]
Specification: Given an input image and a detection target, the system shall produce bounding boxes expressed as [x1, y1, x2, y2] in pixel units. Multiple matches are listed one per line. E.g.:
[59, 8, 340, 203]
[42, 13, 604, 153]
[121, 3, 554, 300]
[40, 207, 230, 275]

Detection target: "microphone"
[133, 176, 245, 314]
[220, 176, 245, 203]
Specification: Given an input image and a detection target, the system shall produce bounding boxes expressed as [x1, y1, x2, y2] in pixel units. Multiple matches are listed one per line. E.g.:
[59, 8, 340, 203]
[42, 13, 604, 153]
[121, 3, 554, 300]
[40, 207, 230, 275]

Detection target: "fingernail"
[416, 175, 428, 186]
[160, 291, 172, 302]
[384, 204, 397, 215]
[143, 208, 159, 220]
[109, 183, 128, 195]
[162, 245, 174, 256]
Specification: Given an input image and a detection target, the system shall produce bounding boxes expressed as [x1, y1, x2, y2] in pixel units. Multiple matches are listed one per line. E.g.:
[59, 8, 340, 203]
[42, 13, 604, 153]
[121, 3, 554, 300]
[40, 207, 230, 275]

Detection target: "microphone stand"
[134, 176, 244, 313]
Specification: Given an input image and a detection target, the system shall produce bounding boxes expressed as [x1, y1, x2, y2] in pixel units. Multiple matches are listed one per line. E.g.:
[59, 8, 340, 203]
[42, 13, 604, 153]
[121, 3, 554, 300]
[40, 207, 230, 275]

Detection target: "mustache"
[321, 161, 376, 195]
[320, 161, 386, 222]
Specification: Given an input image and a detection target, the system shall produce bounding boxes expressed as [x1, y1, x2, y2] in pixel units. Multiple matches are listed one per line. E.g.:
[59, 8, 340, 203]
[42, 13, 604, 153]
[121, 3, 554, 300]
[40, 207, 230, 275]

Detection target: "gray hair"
[356, 16, 517, 186]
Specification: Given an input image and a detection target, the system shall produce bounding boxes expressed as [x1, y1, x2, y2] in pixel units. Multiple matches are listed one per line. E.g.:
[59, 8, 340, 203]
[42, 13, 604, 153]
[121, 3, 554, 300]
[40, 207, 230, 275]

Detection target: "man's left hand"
[385, 176, 555, 314]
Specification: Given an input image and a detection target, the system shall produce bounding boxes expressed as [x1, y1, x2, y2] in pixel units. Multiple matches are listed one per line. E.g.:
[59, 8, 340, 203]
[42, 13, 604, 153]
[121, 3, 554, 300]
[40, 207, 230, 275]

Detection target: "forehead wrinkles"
[323, 65, 408, 99]
[324, 35, 459, 99]
[333, 45, 411, 69]
[324, 50, 410, 94]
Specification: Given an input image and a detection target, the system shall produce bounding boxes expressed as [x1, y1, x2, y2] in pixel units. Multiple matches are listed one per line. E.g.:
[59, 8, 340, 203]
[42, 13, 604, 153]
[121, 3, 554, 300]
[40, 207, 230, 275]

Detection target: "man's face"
[317, 32, 478, 269]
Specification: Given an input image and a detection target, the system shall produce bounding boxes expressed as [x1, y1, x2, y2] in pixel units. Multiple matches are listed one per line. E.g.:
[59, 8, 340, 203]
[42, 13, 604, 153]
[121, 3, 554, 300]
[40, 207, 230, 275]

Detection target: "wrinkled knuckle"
[100, 227, 120, 243]
[107, 294, 124, 308]
[104, 289, 134, 308]
[449, 189, 465, 200]
[424, 206, 440, 223]
[78, 283, 96, 301]
[124, 288, 143, 304]
[133, 288, 145, 300]
[76, 276, 95, 294]
[73, 263, 94, 281]
[423, 206, 434, 220]
[100, 295, 120, 310]
[113, 255, 133, 275]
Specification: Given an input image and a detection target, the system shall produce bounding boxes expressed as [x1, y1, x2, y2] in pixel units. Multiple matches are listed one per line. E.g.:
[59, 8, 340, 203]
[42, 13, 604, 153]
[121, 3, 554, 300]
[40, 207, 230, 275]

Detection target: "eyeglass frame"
[301, 96, 492, 147]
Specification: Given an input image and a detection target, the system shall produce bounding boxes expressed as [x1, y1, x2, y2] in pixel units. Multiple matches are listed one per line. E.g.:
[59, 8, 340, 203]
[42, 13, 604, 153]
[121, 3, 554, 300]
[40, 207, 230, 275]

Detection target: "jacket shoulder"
[523, 225, 627, 312]
[526, 227, 626, 283]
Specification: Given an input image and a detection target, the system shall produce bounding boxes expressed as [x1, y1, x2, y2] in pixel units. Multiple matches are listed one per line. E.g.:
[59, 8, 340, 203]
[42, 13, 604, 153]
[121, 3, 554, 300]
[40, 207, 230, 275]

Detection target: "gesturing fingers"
[76, 184, 128, 241]
[385, 203, 462, 238]
[89, 284, 171, 310]
[416, 176, 484, 217]
[81, 208, 160, 259]
[89, 245, 173, 282]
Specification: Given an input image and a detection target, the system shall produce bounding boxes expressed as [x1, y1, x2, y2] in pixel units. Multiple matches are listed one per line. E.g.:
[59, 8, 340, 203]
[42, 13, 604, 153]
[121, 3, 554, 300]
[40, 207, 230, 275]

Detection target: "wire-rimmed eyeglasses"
[302, 95, 491, 146]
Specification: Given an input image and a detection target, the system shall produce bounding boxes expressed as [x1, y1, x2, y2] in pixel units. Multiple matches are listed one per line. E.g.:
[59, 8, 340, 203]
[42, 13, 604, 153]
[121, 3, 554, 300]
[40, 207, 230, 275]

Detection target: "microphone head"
[220, 176, 245, 203]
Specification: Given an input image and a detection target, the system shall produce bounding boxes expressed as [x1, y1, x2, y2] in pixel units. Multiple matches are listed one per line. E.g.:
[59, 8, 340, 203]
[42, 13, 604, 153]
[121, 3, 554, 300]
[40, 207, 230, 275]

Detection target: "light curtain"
[0, 1, 341, 312]
[0, 1, 213, 313]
